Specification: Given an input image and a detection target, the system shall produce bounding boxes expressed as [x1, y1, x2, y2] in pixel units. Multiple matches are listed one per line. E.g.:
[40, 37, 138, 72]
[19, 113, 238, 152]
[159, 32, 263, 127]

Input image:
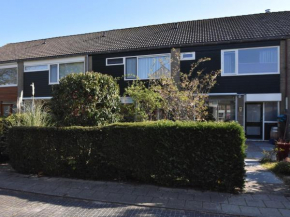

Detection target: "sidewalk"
[0, 141, 290, 217]
[245, 141, 288, 194]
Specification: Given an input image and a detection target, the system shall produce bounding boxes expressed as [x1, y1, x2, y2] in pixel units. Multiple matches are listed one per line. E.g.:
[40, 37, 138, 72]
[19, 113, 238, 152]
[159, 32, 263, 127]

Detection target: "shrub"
[0, 102, 51, 162]
[50, 72, 120, 126]
[18, 102, 52, 126]
[124, 80, 162, 121]
[0, 117, 4, 135]
[272, 162, 290, 176]
[8, 121, 245, 192]
[0, 117, 12, 162]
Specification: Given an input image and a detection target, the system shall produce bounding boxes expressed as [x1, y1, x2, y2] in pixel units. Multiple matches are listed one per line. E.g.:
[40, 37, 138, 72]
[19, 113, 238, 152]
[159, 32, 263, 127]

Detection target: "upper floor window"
[49, 62, 84, 84]
[125, 54, 171, 80]
[24, 65, 48, 72]
[106, 54, 171, 80]
[221, 46, 279, 76]
[180, 52, 195, 61]
[0, 66, 17, 87]
[106, 58, 124, 66]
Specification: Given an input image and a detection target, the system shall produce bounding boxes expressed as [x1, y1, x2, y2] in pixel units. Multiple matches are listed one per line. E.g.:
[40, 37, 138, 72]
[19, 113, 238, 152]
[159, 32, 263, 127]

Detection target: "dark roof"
[1, 11, 290, 63]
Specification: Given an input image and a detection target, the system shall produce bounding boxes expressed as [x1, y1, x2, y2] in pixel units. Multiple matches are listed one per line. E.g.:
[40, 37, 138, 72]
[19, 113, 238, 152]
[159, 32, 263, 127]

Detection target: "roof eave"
[0, 35, 290, 64]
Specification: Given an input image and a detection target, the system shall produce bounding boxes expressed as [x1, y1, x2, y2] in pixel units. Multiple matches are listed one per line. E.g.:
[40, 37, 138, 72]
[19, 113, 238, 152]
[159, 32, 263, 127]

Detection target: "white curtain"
[224, 51, 235, 74]
[59, 62, 84, 79]
[239, 47, 278, 74]
[138, 55, 171, 79]
[50, 65, 58, 83]
[126, 58, 137, 79]
[259, 47, 278, 63]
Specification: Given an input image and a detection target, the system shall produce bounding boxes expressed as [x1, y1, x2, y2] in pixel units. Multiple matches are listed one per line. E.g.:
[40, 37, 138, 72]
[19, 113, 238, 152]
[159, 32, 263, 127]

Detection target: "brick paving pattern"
[0, 189, 238, 217]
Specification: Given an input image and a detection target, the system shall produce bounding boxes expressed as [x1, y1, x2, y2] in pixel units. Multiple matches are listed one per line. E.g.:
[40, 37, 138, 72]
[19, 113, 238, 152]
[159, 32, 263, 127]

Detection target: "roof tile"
[0, 11, 290, 63]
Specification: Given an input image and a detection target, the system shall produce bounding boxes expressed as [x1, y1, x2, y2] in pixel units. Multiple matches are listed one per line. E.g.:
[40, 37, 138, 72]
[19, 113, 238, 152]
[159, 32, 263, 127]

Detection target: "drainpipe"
[86, 55, 89, 72]
[286, 39, 288, 111]
[284, 39, 289, 140]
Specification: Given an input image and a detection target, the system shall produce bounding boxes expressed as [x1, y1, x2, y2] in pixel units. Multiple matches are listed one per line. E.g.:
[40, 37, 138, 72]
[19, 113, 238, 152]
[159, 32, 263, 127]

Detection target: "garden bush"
[272, 162, 290, 175]
[0, 117, 12, 162]
[50, 72, 120, 126]
[8, 121, 245, 192]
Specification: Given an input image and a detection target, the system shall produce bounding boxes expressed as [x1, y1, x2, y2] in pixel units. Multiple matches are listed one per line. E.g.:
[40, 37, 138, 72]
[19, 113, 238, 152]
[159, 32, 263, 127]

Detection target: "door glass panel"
[246, 104, 261, 122]
[247, 126, 261, 135]
[265, 102, 278, 121]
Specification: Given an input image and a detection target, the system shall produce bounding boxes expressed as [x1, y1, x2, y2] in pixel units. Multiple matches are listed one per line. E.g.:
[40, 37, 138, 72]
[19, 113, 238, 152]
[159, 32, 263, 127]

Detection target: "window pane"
[238, 47, 278, 74]
[246, 126, 261, 136]
[224, 51, 235, 74]
[50, 64, 58, 83]
[107, 58, 123, 65]
[59, 62, 84, 79]
[25, 65, 48, 71]
[208, 96, 236, 121]
[265, 102, 278, 121]
[183, 53, 193, 58]
[126, 57, 137, 79]
[0, 67, 17, 86]
[138, 55, 171, 79]
[246, 104, 261, 122]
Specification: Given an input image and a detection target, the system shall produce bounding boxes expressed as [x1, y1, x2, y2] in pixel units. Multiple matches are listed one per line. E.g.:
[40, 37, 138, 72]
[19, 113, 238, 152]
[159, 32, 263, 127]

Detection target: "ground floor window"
[0, 102, 16, 117]
[208, 96, 236, 122]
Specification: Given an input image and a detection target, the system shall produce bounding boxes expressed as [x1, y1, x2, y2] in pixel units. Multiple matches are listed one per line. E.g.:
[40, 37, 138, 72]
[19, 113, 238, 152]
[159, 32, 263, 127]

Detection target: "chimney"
[174, 23, 179, 29]
[265, 9, 271, 13]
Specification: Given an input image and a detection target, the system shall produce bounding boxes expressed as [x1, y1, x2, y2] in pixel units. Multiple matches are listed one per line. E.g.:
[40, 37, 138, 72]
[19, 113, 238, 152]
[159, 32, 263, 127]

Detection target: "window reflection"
[208, 96, 236, 122]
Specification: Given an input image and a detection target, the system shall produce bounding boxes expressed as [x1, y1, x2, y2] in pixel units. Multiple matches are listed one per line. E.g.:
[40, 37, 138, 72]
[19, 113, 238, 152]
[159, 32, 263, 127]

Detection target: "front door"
[245, 103, 263, 139]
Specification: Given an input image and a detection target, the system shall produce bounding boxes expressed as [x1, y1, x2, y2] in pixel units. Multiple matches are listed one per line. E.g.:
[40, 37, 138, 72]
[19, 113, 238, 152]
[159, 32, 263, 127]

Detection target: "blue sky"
[1, 0, 290, 46]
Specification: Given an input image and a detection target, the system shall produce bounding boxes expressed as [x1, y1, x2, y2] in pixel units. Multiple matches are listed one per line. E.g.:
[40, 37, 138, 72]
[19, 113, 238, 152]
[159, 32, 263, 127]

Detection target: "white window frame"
[262, 101, 279, 140]
[24, 65, 49, 72]
[48, 62, 85, 85]
[0, 63, 18, 87]
[221, 46, 280, 76]
[49, 64, 59, 85]
[180, 52, 195, 61]
[23, 56, 85, 85]
[123, 53, 171, 81]
[106, 57, 124, 66]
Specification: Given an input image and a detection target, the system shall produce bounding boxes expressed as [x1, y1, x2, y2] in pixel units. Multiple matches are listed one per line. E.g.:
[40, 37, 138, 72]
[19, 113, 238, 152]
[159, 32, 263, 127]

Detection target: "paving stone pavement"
[0, 189, 239, 217]
[245, 141, 290, 194]
[0, 141, 289, 217]
[0, 163, 290, 217]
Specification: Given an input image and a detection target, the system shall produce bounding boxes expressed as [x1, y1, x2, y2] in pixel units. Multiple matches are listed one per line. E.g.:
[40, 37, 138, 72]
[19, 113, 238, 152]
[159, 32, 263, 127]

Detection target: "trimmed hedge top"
[8, 121, 246, 192]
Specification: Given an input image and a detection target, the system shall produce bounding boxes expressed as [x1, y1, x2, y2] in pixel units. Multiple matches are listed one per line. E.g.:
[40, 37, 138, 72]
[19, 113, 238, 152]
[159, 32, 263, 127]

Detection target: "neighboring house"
[0, 11, 290, 140]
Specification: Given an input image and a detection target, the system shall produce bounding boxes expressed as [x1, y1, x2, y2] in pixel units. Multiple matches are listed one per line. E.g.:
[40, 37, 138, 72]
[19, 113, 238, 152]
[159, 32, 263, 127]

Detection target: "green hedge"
[0, 117, 10, 162]
[8, 121, 245, 192]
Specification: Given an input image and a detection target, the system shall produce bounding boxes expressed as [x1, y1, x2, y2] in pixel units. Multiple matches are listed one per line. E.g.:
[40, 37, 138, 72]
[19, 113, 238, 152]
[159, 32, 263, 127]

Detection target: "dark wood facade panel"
[0, 86, 17, 102]
[92, 49, 171, 95]
[21, 41, 281, 97]
[180, 40, 281, 94]
[23, 71, 52, 97]
[92, 41, 281, 95]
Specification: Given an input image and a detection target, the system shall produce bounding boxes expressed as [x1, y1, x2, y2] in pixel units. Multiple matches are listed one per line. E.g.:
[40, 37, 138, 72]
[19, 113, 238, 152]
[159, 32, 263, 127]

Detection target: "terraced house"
[0, 11, 290, 140]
